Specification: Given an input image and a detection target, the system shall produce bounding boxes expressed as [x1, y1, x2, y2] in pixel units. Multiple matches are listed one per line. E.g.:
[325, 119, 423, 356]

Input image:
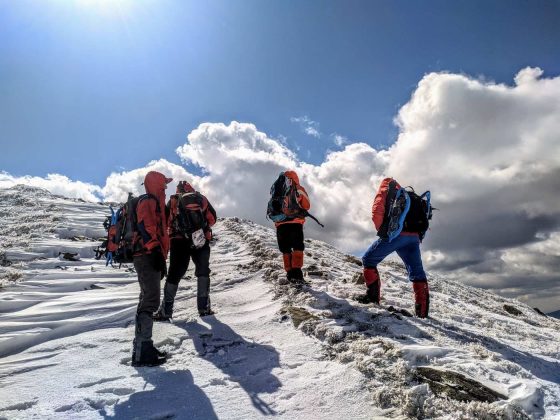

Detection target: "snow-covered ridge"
[0, 188, 559, 419]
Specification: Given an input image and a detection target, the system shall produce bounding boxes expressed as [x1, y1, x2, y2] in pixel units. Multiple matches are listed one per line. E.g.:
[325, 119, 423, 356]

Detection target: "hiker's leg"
[361, 237, 400, 303]
[395, 236, 426, 282]
[276, 224, 293, 274]
[157, 238, 190, 318]
[166, 238, 191, 286]
[396, 236, 429, 317]
[290, 224, 305, 280]
[193, 243, 212, 314]
[133, 254, 162, 362]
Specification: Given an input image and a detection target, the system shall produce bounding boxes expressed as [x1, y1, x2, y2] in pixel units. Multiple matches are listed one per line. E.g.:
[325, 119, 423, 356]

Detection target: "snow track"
[0, 187, 559, 419]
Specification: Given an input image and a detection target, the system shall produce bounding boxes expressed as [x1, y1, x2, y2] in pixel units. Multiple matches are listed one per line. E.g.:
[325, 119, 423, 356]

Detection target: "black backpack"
[403, 188, 432, 240]
[175, 192, 208, 236]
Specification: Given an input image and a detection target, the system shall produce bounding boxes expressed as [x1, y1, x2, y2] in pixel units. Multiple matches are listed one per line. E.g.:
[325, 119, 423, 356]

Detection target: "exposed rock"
[503, 304, 522, 316]
[387, 305, 413, 318]
[282, 306, 319, 328]
[415, 367, 507, 403]
[352, 272, 365, 284]
[345, 255, 363, 266]
[533, 307, 547, 317]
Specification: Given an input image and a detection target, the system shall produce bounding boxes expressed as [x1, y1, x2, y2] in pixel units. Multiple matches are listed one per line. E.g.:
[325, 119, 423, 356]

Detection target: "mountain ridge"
[0, 186, 559, 419]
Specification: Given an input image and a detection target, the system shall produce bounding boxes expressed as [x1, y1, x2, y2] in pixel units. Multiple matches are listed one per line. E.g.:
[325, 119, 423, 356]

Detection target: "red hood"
[143, 171, 172, 197]
[284, 170, 300, 184]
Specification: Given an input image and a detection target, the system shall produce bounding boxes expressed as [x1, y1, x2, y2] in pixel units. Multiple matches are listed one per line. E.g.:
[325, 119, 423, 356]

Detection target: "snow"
[1, 185, 559, 419]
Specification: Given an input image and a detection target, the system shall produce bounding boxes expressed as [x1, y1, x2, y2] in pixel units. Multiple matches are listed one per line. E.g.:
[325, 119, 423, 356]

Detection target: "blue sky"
[1, 0, 559, 185]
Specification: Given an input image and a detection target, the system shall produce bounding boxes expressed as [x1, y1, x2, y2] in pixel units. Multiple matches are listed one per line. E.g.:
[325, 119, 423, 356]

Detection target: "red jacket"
[275, 170, 311, 227]
[135, 171, 171, 257]
[167, 182, 217, 240]
[372, 177, 417, 237]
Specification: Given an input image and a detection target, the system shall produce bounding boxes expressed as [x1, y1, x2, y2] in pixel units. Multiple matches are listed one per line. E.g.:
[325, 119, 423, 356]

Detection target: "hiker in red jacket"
[361, 178, 430, 318]
[131, 171, 172, 367]
[153, 180, 217, 321]
[274, 171, 311, 282]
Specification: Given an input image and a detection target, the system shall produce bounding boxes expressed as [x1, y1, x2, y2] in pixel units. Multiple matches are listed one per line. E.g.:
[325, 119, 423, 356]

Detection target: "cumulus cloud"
[102, 159, 198, 203]
[0, 171, 102, 202]
[3, 67, 559, 311]
[388, 67, 560, 311]
[290, 115, 322, 138]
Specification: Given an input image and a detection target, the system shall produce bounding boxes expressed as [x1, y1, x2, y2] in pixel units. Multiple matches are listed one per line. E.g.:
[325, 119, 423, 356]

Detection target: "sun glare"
[77, 0, 133, 17]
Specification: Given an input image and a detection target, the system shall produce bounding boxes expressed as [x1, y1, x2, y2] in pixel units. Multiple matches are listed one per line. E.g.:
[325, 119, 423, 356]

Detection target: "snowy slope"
[0, 185, 559, 419]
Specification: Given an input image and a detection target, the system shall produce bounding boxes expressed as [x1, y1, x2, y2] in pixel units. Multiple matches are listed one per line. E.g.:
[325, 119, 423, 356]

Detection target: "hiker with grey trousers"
[153, 180, 217, 321]
[132, 171, 172, 367]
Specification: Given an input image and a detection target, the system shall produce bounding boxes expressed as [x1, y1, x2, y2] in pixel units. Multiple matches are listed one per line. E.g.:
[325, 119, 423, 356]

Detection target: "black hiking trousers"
[276, 223, 305, 254]
[166, 237, 211, 285]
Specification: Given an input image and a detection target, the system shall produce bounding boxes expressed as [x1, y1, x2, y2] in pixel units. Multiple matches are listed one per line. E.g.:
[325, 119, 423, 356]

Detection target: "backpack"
[403, 188, 431, 240]
[266, 172, 325, 227]
[378, 180, 432, 242]
[174, 192, 208, 248]
[103, 193, 159, 266]
[266, 173, 304, 223]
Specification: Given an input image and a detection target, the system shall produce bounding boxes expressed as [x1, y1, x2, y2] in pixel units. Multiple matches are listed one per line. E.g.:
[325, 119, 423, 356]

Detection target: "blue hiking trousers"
[362, 234, 426, 282]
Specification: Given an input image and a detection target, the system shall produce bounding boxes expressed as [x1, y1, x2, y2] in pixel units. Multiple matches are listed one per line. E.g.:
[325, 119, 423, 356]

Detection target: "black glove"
[151, 248, 167, 280]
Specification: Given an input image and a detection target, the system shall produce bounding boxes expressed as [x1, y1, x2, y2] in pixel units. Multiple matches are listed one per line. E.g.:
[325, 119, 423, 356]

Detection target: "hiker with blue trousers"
[361, 178, 431, 318]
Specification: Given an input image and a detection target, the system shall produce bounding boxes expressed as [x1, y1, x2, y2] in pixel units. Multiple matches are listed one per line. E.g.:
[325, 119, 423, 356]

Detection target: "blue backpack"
[384, 184, 432, 242]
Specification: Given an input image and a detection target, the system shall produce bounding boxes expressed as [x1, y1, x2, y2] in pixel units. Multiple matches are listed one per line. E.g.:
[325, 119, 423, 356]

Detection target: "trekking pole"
[304, 211, 324, 228]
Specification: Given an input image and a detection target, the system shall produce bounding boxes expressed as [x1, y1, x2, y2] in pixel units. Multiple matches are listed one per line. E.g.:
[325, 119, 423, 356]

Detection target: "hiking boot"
[199, 308, 215, 317]
[197, 276, 213, 316]
[131, 341, 167, 367]
[287, 268, 304, 282]
[153, 282, 178, 322]
[152, 309, 172, 323]
[366, 281, 381, 305]
[413, 280, 429, 318]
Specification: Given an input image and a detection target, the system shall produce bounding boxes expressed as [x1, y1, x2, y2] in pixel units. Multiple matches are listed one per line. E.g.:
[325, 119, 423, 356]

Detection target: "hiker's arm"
[297, 186, 311, 211]
[204, 198, 217, 227]
[137, 199, 161, 252]
[372, 182, 389, 231]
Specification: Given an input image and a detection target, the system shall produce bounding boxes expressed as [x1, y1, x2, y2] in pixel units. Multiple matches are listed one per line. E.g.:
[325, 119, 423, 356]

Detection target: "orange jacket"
[135, 171, 172, 257]
[275, 170, 311, 227]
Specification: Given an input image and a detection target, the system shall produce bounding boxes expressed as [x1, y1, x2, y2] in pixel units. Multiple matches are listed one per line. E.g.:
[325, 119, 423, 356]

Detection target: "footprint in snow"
[96, 387, 135, 396]
[77, 376, 125, 388]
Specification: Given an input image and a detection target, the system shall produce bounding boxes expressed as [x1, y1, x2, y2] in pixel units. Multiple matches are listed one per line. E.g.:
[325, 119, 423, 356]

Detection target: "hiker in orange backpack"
[153, 180, 217, 320]
[268, 170, 311, 283]
[361, 178, 431, 318]
[132, 170, 172, 366]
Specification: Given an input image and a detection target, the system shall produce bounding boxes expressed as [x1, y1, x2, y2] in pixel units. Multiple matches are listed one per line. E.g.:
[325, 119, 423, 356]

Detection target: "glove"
[151, 248, 167, 280]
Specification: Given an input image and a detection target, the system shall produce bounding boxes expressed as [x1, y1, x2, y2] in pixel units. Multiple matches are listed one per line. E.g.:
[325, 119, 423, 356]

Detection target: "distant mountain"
[548, 310, 560, 319]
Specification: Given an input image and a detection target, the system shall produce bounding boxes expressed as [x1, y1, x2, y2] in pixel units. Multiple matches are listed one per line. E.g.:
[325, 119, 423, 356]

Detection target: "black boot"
[197, 276, 214, 316]
[355, 281, 381, 304]
[132, 312, 167, 367]
[287, 268, 304, 283]
[153, 282, 178, 322]
[132, 341, 167, 367]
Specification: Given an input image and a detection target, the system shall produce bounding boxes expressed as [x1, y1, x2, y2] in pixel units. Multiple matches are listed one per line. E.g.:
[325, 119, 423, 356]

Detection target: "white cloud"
[386, 67, 560, 311]
[102, 159, 198, 203]
[332, 133, 348, 147]
[0, 172, 102, 202]
[290, 115, 322, 138]
[3, 67, 560, 310]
